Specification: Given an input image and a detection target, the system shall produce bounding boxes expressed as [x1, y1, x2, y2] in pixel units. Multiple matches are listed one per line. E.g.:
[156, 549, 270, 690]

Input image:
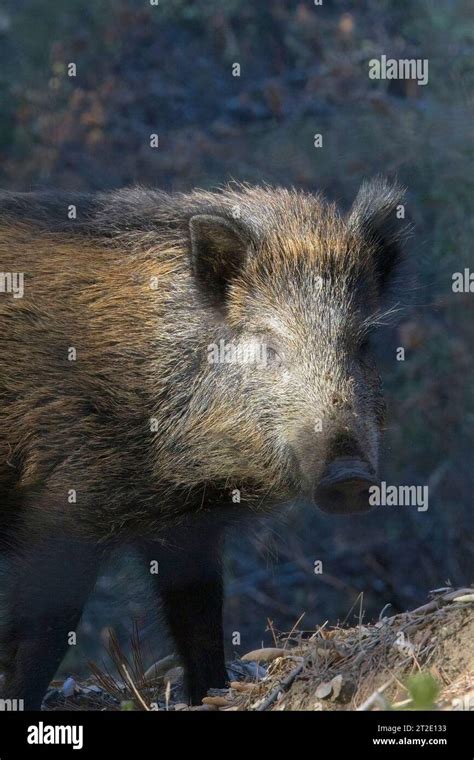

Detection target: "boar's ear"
[189, 214, 250, 306]
[348, 177, 410, 295]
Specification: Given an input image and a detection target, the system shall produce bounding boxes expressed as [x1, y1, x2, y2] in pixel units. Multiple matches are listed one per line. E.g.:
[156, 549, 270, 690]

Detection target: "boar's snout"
[314, 457, 377, 515]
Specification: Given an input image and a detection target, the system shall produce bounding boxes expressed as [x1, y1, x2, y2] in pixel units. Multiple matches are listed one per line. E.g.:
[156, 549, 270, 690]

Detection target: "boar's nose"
[314, 458, 377, 515]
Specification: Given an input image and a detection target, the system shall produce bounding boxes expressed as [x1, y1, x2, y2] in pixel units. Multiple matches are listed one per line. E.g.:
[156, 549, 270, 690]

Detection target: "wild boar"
[0, 179, 409, 708]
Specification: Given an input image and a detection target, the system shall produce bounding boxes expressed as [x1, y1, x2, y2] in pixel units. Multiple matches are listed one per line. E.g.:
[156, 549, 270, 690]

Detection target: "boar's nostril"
[328, 434, 361, 459]
[314, 457, 377, 515]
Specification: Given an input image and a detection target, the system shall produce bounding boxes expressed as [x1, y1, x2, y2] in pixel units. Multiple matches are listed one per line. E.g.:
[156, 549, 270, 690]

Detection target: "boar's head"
[184, 178, 409, 514]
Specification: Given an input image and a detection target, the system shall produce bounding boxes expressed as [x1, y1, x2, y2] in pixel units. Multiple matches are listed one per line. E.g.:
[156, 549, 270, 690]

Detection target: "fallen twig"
[254, 661, 305, 711]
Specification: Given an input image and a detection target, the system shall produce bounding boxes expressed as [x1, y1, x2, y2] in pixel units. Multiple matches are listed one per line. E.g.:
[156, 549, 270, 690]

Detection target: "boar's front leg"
[143, 523, 228, 705]
[1, 532, 100, 710]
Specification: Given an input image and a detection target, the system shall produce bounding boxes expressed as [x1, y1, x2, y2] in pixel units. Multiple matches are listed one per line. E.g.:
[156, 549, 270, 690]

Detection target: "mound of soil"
[237, 588, 474, 711]
[41, 587, 473, 711]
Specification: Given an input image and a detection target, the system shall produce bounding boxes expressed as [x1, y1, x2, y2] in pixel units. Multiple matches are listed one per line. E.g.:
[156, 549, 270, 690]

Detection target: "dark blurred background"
[0, 0, 472, 674]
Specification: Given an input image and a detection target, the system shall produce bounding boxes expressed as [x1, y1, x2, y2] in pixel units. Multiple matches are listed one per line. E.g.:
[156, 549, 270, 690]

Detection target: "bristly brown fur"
[0, 180, 409, 539]
[0, 179, 410, 708]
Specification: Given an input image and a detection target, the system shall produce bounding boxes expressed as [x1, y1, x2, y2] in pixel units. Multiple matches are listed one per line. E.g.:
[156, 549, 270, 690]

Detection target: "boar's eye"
[264, 345, 283, 368]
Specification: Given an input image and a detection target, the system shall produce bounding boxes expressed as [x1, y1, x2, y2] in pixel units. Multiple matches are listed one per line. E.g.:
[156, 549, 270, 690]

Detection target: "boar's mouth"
[314, 458, 377, 515]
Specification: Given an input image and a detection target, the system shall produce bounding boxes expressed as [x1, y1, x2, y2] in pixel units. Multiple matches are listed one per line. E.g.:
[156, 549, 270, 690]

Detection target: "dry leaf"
[330, 675, 343, 701]
[230, 681, 256, 692]
[144, 655, 180, 681]
[452, 594, 474, 604]
[162, 666, 183, 685]
[202, 696, 231, 707]
[315, 681, 333, 699]
[241, 648, 286, 663]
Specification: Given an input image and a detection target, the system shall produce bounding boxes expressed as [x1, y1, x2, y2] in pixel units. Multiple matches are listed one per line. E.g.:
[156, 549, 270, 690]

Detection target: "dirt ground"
[237, 588, 474, 712]
[40, 587, 473, 712]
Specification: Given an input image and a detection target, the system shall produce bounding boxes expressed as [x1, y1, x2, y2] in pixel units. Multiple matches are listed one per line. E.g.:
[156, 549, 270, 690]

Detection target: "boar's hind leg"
[1, 535, 100, 710]
[143, 524, 228, 705]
